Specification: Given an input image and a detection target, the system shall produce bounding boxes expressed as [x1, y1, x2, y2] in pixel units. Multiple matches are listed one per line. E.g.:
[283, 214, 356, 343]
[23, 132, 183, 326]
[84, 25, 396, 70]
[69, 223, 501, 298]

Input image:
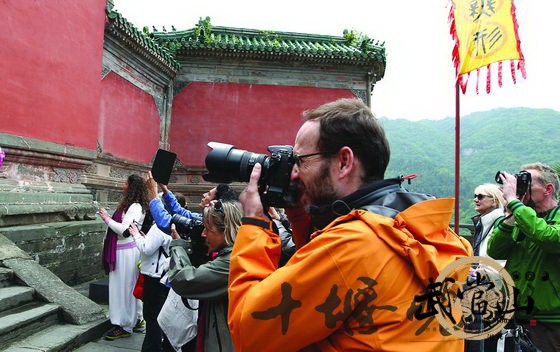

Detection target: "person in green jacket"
[488, 162, 560, 352]
[168, 200, 242, 352]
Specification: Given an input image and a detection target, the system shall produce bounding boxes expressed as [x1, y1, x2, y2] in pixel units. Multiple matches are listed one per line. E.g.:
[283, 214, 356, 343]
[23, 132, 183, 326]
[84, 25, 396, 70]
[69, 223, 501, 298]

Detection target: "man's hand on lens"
[240, 163, 265, 218]
[499, 171, 518, 204]
[170, 223, 180, 240]
[268, 207, 280, 220]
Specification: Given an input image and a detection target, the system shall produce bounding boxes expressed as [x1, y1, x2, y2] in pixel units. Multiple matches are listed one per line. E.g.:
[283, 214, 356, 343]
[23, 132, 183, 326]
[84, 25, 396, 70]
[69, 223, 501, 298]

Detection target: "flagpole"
[454, 81, 460, 233]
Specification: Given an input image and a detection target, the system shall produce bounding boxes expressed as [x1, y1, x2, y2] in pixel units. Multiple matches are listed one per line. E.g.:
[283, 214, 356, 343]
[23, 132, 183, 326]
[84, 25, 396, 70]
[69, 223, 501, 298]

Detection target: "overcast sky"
[113, 0, 560, 121]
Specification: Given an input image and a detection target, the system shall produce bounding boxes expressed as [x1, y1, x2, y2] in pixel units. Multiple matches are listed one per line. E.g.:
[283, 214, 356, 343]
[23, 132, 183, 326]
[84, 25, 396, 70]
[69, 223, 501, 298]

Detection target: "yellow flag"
[450, 0, 525, 93]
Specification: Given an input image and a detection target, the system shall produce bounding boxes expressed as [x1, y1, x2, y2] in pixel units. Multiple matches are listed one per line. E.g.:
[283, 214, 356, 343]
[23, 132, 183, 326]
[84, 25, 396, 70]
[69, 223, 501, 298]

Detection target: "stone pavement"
[73, 329, 145, 351]
[71, 282, 144, 351]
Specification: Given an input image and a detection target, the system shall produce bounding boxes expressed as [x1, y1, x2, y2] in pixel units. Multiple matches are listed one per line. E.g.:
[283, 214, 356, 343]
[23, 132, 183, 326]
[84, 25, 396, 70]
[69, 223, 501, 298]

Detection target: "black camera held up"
[203, 142, 298, 208]
[170, 214, 208, 266]
[495, 170, 532, 196]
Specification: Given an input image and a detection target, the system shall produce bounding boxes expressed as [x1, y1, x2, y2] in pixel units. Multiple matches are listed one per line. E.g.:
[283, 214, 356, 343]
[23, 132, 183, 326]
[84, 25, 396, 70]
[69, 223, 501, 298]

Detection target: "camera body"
[171, 214, 204, 240]
[122, 220, 142, 238]
[495, 170, 532, 196]
[203, 142, 297, 208]
[170, 214, 208, 266]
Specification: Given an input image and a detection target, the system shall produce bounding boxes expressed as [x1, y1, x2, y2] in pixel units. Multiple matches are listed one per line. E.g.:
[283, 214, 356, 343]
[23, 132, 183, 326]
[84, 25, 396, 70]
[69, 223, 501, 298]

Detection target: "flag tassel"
[486, 64, 491, 94]
[519, 60, 527, 79]
[476, 68, 481, 95]
[498, 61, 503, 87]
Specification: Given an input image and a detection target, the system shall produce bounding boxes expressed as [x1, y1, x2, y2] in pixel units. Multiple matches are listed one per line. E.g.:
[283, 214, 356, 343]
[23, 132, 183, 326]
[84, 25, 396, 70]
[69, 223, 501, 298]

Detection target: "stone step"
[1, 317, 110, 352]
[0, 268, 14, 288]
[0, 286, 35, 313]
[0, 302, 60, 350]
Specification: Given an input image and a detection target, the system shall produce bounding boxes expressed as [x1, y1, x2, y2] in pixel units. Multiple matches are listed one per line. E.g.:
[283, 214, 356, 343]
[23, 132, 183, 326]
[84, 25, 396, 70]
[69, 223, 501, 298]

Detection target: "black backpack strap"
[155, 246, 169, 277]
[140, 211, 154, 234]
[545, 205, 560, 224]
[182, 298, 199, 310]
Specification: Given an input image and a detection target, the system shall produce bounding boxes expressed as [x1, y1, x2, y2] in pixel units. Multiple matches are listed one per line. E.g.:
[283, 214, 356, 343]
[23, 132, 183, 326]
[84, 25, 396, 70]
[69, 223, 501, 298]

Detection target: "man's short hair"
[303, 98, 390, 182]
[521, 162, 559, 200]
[175, 192, 187, 208]
[216, 183, 238, 201]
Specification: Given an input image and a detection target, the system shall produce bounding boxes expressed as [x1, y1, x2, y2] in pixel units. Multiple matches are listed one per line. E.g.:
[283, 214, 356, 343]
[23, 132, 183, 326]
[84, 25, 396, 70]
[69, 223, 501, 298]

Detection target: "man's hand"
[128, 222, 141, 237]
[285, 206, 311, 248]
[146, 171, 159, 200]
[159, 183, 169, 194]
[170, 223, 180, 240]
[239, 163, 265, 218]
[268, 207, 280, 220]
[499, 171, 518, 204]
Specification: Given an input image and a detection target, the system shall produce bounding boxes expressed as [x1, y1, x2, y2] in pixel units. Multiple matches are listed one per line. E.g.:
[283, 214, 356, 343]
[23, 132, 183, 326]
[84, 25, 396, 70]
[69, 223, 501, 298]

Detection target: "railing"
[454, 223, 475, 246]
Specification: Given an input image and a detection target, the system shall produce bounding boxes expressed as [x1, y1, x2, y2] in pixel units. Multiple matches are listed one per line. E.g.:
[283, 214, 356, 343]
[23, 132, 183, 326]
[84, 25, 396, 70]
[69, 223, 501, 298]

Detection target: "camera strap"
[155, 245, 169, 277]
[543, 205, 560, 222]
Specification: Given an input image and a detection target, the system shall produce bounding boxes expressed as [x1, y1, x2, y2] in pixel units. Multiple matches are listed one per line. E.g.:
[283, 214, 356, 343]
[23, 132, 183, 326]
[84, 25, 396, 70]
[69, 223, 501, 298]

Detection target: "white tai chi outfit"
[105, 202, 145, 333]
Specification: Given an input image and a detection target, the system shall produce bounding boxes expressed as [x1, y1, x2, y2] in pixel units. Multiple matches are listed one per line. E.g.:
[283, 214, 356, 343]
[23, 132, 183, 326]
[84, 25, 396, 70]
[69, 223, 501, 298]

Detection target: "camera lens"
[203, 142, 268, 183]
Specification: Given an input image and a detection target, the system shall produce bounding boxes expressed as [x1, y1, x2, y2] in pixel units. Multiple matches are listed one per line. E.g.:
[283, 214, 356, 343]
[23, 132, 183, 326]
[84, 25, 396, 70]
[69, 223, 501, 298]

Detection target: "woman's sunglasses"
[213, 199, 224, 213]
[473, 194, 492, 200]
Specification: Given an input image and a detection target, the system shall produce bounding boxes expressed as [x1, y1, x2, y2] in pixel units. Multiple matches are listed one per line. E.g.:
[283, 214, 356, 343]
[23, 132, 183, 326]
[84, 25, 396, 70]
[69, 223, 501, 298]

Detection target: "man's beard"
[303, 161, 337, 209]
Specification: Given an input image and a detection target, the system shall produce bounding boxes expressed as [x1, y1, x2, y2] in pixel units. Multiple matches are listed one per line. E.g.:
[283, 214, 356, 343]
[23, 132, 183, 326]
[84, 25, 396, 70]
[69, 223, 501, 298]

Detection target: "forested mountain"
[381, 107, 560, 223]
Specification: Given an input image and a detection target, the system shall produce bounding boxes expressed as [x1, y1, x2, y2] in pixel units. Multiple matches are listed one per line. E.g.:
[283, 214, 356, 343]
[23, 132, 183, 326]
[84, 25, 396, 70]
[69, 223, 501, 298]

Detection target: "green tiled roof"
[151, 21, 386, 68]
[105, 8, 385, 73]
[105, 4, 181, 71]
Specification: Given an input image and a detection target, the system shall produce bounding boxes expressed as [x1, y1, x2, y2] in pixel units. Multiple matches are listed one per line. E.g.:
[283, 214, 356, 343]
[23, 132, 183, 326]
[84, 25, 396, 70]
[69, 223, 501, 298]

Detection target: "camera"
[203, 142, 297, 208]
[495, 170, 532, 196]
[171, 214, 204, 239]
[122, 220, 142, 238]
[170, 214, 209, 266]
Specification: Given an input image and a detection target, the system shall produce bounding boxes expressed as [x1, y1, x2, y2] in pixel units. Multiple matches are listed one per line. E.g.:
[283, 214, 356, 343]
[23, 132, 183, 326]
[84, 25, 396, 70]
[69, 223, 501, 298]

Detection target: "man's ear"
[544, 183, 555, 197]
[335, 146, 354, 179]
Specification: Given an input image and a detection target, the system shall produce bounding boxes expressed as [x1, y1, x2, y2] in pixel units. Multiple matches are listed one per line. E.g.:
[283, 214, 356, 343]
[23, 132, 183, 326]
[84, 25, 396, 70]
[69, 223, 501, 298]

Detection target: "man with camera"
[227, 98, 472, 351]
[488, 163, 560, 352]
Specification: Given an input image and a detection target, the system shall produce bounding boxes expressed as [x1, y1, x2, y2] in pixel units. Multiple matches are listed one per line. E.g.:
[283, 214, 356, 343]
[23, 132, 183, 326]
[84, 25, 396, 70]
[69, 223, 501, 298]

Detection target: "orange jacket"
[229, 198, 472, 351]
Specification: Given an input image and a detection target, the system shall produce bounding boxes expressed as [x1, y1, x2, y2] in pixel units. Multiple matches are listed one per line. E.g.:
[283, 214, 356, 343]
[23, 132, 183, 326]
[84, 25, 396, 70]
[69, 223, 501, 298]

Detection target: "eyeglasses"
[293, 151, 334, 167]
[474, 194, 493, 200]
[205, 199, 224, 212]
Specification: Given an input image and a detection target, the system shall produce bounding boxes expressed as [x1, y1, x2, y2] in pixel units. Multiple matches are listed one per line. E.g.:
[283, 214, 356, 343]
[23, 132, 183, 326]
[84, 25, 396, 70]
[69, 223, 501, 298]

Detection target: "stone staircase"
[0, 237, 109, 352]
[0, 267, 60, 350]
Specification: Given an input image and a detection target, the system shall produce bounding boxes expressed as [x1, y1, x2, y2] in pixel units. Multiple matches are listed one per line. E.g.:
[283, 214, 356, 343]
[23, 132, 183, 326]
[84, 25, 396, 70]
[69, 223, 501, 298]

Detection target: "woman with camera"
[168, 199, 242, 352]
[99, 173, 149, 340]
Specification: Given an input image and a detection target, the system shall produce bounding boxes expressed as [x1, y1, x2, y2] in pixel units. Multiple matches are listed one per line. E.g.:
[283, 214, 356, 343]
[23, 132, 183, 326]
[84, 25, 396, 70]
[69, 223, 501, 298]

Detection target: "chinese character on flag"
[449, 0, 526, 93]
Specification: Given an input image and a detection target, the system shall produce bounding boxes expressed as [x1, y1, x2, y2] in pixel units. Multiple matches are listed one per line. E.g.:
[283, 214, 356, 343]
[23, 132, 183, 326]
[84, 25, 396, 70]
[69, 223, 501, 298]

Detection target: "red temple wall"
[0, 0, 106, 150]
[169, 82, 354, 166]
[99, 72, 161, 164]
